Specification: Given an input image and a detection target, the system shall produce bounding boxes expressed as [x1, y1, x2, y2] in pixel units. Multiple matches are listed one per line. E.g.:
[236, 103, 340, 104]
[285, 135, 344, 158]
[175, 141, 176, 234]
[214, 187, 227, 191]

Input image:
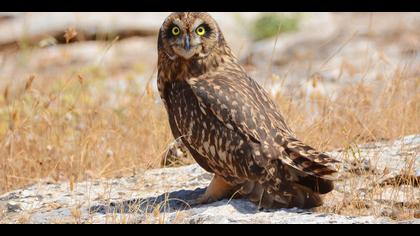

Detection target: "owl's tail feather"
[280, 137, 340, 181]
[296, 174, 334, 194]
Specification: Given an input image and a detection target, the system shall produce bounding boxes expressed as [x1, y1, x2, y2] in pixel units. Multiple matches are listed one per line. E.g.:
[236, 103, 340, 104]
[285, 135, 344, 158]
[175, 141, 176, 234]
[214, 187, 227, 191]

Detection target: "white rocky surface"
[0, 135, 419, 224]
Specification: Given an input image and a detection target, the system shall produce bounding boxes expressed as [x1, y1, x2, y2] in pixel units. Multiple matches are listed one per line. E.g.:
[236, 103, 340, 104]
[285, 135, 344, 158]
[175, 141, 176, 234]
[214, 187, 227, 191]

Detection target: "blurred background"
[0, 12, 418, 194]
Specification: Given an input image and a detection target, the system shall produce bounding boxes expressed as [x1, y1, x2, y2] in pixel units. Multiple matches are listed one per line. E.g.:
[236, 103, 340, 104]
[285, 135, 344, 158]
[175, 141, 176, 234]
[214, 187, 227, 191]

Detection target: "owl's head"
[158, 12, 224, 60]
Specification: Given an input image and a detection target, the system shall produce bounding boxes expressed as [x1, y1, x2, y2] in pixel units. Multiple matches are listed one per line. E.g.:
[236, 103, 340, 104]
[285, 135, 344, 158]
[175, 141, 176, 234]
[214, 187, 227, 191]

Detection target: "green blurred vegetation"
[251, 13, 301, 41]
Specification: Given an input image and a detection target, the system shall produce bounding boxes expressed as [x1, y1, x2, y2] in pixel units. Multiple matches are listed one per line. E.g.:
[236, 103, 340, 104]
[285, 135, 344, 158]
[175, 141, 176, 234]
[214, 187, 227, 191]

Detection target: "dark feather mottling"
[157, 12, 340, 208]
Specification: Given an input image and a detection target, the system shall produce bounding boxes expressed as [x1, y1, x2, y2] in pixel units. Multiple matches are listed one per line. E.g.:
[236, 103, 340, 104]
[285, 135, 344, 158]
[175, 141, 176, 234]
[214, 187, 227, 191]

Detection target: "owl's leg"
[190, 175, 236, 206]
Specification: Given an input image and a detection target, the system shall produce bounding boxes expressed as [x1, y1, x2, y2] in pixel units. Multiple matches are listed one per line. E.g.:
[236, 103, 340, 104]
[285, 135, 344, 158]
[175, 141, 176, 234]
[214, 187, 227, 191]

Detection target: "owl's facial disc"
[160, 13, 221, 61]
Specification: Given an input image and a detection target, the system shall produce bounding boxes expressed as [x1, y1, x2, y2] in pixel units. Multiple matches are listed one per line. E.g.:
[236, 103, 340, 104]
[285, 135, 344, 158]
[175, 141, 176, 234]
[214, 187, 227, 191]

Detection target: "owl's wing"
[187, 72, 339, 180]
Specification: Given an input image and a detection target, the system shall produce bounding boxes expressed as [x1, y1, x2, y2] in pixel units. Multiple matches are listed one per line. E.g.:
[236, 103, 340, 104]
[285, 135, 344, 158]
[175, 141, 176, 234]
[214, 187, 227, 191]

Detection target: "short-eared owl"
[157, 12, 339, 209]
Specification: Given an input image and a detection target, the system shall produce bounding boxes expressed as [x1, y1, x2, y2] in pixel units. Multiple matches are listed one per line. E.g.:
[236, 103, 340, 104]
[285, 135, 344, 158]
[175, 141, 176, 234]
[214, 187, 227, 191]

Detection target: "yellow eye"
[196, 26, 206, 36]
[171, 26, 180, 36]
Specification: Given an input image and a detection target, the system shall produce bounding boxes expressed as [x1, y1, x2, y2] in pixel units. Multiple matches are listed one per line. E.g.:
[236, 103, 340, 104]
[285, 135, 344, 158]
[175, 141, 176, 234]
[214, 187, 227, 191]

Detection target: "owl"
[157, 12, 340, 209]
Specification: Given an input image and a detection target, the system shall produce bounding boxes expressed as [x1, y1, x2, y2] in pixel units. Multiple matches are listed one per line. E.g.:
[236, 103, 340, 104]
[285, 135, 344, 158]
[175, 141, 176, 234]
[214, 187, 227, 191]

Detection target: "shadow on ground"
[89, 187, 312, 217]
[90, 187, 206, 214]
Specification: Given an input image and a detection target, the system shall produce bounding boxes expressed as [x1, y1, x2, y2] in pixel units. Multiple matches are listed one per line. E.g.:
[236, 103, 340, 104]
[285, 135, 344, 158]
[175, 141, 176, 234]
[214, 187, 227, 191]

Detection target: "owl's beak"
[173, 34, 196, 59]
[184, 35, 191, 51]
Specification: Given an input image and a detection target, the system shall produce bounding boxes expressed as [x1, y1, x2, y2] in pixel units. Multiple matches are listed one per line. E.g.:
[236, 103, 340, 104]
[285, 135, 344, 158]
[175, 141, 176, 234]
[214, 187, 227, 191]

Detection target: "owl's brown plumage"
[157, 12, 340, 209]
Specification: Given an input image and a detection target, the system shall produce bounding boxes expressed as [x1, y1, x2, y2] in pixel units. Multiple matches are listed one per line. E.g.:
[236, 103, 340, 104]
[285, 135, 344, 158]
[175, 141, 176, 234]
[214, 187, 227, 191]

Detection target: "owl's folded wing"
[187, 73, 267, 144]
[187, 73, 339, 180]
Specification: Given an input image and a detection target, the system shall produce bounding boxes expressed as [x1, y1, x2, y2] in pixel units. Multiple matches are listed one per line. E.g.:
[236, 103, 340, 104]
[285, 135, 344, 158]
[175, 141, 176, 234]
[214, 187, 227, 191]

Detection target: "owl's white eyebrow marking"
[192, 19, 204, 30]
[172, 19, 184, 28]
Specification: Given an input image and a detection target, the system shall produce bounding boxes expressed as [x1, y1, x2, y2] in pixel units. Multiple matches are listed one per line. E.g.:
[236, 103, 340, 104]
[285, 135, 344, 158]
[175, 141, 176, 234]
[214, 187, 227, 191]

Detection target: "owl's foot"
[188, 175, 236, 207]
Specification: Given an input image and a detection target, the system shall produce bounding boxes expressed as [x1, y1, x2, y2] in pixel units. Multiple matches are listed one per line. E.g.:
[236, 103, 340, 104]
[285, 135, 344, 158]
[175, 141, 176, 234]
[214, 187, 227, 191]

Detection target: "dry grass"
[0, 65, 173, 193]
[0, 48, 419, 197]
[274, 70, 419, 152]
[271, 67, 419, 219]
